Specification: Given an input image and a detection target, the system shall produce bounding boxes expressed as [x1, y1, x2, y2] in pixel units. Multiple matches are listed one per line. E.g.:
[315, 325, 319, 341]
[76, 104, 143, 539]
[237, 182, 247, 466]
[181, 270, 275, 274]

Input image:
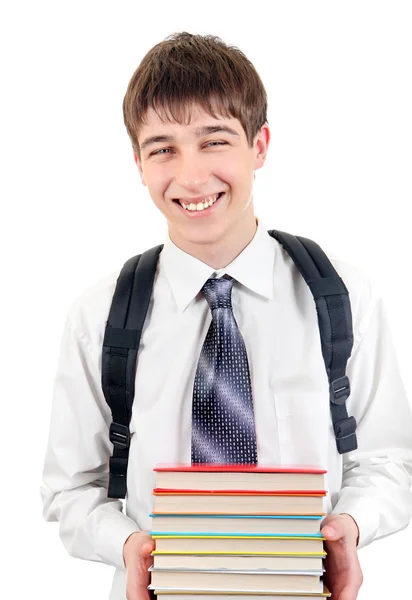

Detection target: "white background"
[1, 1, 411, 598]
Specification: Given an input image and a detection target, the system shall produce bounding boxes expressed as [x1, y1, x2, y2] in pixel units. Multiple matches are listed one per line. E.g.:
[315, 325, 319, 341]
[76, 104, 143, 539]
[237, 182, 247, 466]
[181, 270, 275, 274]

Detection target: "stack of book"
[148, 464, 330, 599]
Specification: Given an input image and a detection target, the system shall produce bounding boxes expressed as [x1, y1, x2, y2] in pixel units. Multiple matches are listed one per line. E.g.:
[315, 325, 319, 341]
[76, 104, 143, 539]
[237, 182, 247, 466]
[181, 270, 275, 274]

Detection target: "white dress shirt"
[40, 217, 412, 600]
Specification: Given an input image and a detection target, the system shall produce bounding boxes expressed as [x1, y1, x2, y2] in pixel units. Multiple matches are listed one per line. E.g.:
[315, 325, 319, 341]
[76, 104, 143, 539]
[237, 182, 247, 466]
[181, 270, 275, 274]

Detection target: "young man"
[40, 32, 412, 600]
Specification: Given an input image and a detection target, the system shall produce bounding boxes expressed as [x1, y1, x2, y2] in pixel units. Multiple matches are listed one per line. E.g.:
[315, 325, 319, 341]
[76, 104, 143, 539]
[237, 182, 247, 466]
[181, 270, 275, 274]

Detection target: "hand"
[123, 531, 156, 600]
[320, 513, 363, 600]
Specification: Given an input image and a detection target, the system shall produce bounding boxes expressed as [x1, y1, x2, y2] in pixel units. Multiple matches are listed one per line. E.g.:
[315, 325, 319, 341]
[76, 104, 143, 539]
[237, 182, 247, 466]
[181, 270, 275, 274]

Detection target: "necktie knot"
[201, 275, 234, 311]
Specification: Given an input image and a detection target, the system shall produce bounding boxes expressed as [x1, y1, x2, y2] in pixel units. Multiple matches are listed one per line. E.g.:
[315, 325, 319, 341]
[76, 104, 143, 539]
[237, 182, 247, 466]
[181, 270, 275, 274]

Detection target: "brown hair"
[123, 32, 268, 160]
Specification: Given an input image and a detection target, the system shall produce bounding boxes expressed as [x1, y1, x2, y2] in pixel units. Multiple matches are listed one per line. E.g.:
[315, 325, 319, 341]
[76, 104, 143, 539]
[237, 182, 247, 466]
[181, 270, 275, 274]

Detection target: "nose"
[174, 153, 210, 190]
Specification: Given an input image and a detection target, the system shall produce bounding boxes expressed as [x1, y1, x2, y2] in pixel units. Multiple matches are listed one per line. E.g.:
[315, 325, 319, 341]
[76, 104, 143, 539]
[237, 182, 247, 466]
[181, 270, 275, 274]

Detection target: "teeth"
[180, 193, 221, 211]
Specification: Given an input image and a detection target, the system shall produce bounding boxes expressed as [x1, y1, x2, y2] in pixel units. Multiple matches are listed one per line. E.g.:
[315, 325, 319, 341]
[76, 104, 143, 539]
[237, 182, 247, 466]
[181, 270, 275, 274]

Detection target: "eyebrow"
[139, 125, 240, 152]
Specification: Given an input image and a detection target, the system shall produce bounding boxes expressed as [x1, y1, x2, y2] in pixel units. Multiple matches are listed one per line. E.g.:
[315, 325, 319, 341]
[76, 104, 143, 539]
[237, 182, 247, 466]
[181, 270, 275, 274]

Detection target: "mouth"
[172, 192, 226, 217]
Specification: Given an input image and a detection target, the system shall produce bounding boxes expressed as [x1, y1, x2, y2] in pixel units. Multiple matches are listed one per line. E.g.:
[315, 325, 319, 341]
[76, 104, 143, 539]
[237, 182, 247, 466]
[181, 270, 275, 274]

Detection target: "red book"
[154, 490, 326, 495]
[154, 464, 326, 473]
[153, 464, 327, 495]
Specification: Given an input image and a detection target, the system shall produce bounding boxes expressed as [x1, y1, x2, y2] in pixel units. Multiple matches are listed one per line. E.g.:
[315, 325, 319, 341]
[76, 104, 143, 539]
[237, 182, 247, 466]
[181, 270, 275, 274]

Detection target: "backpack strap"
[268, 230, 357, 455]
[102, 230, 357, 498]
[102, 244, 163, 498]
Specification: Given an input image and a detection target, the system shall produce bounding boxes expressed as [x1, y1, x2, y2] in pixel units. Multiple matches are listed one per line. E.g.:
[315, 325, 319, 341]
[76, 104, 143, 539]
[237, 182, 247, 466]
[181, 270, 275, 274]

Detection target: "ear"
[253, 124, 271, 172]
[133, 152, 147, 186]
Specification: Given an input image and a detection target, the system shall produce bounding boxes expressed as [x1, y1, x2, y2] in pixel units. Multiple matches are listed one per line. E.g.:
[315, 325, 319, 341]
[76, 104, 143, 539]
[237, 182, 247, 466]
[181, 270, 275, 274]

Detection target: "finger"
[322, 515, 348, 540]
[337, 584, 361, 600]
[127, 582, 152, 600]
[136, 531, 156, 557]
[321, 524, 341, 540]
[126, 564, 153, 600]
[140, 539, 156, 557]
[137, 582, 153, 600]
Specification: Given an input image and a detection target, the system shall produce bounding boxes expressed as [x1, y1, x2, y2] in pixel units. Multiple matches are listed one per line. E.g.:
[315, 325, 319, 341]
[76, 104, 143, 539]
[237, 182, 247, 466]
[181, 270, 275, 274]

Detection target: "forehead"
[138, 104, 244, 145]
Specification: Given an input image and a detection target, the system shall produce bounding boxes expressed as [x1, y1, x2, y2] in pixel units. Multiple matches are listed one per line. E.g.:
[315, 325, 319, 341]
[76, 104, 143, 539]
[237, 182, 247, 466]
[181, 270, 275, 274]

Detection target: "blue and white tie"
[191, 275, 258, 464]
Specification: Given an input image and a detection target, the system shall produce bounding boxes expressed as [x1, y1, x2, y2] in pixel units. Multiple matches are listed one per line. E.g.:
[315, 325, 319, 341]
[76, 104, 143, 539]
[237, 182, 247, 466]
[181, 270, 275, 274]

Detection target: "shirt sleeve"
[40, 314, 139, 570]
[330, 292, 412, 549]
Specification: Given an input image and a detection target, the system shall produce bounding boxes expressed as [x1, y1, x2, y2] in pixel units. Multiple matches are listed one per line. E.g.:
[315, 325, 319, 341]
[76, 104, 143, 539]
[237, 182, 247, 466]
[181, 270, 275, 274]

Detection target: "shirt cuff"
[96, 510, 140, 570]
[331, 494, 380, 550]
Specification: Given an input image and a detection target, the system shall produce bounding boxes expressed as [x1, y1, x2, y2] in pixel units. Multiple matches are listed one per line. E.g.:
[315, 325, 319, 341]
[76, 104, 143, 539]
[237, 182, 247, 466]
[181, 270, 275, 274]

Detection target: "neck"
[169, 211, 258, 269]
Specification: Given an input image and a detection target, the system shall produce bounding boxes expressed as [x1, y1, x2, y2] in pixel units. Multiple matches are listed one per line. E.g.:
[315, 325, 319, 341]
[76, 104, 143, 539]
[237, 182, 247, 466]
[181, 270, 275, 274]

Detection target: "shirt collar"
[161, 217, 276, 313]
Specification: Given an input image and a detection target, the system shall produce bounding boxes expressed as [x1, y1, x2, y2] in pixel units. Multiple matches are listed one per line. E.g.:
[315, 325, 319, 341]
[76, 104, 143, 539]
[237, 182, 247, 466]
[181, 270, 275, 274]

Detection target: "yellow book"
[152, 535, 325, 555]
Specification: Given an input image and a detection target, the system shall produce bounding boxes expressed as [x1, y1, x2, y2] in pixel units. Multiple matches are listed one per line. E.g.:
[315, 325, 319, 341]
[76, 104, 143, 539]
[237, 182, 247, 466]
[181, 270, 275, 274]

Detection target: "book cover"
[154, 465, 327, 473]
[153, 490, 327, 496]
[148, 566, 324, 593]
[150, 515, 323, 519]
[152, 587, 331, 598]
[151, 553, 325, 572]
[152, 535, 325, 540]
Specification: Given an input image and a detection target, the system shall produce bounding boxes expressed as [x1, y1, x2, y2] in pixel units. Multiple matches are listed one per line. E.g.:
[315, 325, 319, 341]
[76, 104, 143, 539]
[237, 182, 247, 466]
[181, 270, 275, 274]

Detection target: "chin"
[182, 224, 228, 245]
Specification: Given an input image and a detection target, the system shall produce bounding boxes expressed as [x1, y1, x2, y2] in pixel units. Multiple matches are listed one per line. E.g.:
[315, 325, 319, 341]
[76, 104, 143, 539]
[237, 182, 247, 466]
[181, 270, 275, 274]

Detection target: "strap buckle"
[109, 422, 130, 449]
[333, 415, 357, 439]
[334, 416, 358, 453]
[330, 375, 351, 405]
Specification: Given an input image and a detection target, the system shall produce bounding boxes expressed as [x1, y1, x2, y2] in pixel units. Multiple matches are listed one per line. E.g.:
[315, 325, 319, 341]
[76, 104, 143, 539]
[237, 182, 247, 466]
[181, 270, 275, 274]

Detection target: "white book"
[153, 493, 324, 514]
[152, 554, 324, 571]
[152, 589, 331, 599]
[152, 567, 324, 576]
[154, 470, 325, 492]
[150, 514, 322, 535]
[152, 535, 325, 554]
[148, 567, 323, 593]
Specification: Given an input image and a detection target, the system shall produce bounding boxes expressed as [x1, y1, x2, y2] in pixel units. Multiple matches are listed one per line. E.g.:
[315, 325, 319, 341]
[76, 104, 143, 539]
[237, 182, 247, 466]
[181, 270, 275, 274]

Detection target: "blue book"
[149, 514, 323, 536]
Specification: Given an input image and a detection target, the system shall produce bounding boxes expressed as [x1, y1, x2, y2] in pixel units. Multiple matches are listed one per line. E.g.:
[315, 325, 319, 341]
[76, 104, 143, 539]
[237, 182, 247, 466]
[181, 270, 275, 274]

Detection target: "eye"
[150, 148, 172, 156]
[206, 141, 228, 148]
[149, 141, 227, 157]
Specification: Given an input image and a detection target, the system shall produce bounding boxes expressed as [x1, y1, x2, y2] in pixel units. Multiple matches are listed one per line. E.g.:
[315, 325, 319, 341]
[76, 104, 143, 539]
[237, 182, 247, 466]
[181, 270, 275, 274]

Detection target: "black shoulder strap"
[268, 230, 357, 455]
[102, 230, 357, 498]
[102, 244, 163, 498]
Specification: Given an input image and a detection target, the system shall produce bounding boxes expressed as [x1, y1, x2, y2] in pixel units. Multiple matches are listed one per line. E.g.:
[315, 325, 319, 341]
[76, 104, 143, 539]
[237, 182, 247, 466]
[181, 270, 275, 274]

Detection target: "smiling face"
[134, 103, 270, 267]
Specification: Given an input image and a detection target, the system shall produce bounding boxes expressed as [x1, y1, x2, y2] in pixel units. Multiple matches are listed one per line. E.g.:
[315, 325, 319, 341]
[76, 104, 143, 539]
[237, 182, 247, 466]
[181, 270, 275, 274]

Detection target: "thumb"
[321, 517, 344, 541]
[139, 534, 156, 557]
[322, 525, 340, 540]
[140, 540, 155, 557]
